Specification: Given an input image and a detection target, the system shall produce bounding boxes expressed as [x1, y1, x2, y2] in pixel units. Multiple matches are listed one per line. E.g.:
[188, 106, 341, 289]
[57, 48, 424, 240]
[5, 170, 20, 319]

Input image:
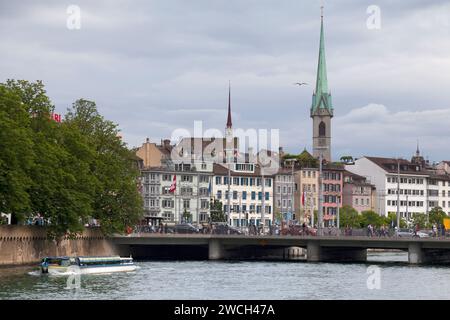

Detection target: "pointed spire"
[226, 81, 232, 129]
[311, 5, 332, 114]
[315, 6, 328, 96]
[416, 140, 420, 156]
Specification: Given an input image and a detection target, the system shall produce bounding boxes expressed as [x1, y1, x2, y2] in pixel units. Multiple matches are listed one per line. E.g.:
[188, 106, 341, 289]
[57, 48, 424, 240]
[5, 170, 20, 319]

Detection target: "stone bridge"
[112, 234, 450, 264]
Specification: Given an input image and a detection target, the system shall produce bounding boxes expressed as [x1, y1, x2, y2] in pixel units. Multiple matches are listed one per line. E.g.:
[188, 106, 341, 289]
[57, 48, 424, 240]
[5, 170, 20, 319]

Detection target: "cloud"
[334, 104, 450, 160]
[0, 0, 449, 161]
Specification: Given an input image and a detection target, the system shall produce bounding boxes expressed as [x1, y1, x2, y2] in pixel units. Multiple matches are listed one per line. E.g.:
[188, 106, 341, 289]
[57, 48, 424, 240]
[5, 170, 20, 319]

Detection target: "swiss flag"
[169, 175, 177, 193]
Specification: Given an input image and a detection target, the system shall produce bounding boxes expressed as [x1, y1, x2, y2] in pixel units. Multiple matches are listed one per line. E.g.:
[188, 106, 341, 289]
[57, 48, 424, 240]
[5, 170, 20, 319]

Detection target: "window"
[162, 174, 171, 181]
[265, 192, 270, 200]
[162, 212, 174, 221]
[199, 213, 208, 222]
[266, 178, 272, 187]
[201, 163, 207, 170]
[201, 200, 209, 209]
[242, 191, 247, 200]
[162, 200, 174, 208]
[233, 177, 240, 185]
[200, 175, 209, 183]
[355, 198, 359, 205]
[183, 200, 190, 209]
[319, 121, 326, 137]
[224, 177, 229, 185]
[251, 191, 256, 200]
[233, 191, 238, 200]
[182, 175, 193, 183]
[217, 190, 222, 199]
[216, 177, 222, 185]
[181, 187, 193, 195]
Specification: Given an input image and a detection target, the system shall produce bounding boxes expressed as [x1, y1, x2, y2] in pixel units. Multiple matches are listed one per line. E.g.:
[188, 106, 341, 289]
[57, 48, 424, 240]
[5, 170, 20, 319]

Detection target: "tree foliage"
[428, 207, 447, 225]
[0, 80, 143, 237]
[210, 199, 226, 222]
[339, 205, 361, 228]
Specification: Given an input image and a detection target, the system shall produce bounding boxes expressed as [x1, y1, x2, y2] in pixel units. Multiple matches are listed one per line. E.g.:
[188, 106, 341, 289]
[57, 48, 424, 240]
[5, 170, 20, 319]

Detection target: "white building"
[346, 156, 450, 220]
[140, 162, 213, 224]
[212, 163, 274, 228]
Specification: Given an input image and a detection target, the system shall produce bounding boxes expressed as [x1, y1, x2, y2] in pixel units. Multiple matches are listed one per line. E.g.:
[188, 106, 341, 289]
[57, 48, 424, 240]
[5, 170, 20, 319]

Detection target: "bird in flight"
[294, 82, 308, 86]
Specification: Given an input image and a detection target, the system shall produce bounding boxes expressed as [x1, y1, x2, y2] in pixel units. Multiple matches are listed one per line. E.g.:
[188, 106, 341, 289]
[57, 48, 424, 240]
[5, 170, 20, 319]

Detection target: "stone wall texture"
[0, 226, 118, 266]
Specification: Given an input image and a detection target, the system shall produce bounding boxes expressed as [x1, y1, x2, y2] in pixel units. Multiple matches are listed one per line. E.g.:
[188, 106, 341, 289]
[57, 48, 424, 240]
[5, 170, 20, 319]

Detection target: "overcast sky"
[1, 0, 449, 162]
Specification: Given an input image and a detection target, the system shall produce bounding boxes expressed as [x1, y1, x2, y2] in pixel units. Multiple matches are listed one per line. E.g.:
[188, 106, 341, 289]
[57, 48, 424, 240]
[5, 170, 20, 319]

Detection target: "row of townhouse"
[136, 138, 382, 227]
[136, 136, 275, 226]
[345, 156, 450, 219]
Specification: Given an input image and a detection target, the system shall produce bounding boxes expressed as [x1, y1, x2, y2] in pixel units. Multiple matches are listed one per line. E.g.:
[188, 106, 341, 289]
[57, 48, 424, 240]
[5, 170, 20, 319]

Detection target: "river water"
[1, 252, 449, 300]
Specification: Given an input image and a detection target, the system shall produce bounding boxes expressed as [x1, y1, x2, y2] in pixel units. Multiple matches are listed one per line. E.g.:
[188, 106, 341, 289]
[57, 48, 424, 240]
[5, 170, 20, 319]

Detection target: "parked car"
[397, 228, 429, 238]
[212, 223, 243, 235]
[173, 223, 200, 234]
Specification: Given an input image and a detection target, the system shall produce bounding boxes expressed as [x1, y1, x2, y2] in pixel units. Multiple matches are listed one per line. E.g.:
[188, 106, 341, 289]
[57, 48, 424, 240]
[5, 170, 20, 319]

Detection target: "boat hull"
[47, 265, 137, 275]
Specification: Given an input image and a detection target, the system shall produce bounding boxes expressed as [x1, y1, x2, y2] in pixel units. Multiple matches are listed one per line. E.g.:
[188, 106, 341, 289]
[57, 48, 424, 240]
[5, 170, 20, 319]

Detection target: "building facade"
[346, 156, 450, 220]
[321, 166, 344, 224]
[212, 163, 274, 228]
[343, 171, 376, 213]
[274, 168, 296, 222]
[297, 168, 319, 225]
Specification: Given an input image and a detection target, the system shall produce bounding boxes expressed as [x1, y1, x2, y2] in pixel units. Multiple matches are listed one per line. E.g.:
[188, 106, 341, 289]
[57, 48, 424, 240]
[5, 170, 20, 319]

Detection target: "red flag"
[169, 175, 177, 193]
[301, 192, 305, 206]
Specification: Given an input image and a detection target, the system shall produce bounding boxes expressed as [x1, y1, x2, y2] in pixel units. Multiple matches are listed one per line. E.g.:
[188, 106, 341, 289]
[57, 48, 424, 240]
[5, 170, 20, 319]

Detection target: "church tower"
[225, 82, 235, 164]
[311, 7, 333, 162]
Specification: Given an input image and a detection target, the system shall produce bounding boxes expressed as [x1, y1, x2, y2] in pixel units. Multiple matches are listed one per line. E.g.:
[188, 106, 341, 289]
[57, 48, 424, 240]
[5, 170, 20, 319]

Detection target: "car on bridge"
[397, 228, 430, 238]
[173, 223, 200, 234]
[211, 223, 243, 235]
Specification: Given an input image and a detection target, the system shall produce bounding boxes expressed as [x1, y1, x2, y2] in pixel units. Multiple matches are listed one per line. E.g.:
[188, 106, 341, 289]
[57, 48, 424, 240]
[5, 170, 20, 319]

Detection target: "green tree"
[411, 213, 428, 229]
[339, 205, 361, 228]
[64, 99, 143, 235]
[360, 210, 384, 227]
[0, 85, 34, 221]
[182, 208, 192, 223]
[384, 212, 407, 228]
[429, 207, 447, 225]
[210, 199, 226, 222]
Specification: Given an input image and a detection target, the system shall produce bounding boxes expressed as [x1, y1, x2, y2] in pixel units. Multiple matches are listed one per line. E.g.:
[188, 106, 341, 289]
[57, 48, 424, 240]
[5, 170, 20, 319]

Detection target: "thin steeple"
[311, 5, 332, 114]
[416, 140, 420, 156]
[226, 81, 232, 129]
[315, 6, 328, 95]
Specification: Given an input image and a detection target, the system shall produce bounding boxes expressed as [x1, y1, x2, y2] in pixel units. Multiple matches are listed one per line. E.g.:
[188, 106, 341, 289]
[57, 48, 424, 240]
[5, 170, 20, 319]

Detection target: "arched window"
[319, 121, 326, 137]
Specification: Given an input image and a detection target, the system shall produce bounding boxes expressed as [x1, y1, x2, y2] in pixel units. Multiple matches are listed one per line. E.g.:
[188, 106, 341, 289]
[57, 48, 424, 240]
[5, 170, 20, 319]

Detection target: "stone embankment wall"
[0, 226, 118, 266]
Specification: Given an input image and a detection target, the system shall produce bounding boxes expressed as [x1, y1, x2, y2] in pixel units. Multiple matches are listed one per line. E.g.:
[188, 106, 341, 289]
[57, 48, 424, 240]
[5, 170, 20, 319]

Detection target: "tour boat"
[40, 256, 138, 275]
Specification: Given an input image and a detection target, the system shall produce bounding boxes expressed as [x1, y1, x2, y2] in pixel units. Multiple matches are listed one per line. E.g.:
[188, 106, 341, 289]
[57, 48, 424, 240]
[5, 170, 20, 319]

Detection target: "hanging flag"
[301, 191, 305, 206]
[208, 180, 212, 196]
[169, 175, 177, 193]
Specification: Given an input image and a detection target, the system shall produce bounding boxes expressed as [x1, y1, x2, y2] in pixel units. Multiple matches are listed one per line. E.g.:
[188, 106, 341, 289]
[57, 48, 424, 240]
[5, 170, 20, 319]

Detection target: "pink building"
[322, 165, 344, 225]
[343, 171, 376, 213]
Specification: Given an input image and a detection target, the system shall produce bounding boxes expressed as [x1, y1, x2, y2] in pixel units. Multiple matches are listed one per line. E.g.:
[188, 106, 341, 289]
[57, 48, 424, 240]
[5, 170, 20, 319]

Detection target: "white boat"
[40, 256, 138, 275]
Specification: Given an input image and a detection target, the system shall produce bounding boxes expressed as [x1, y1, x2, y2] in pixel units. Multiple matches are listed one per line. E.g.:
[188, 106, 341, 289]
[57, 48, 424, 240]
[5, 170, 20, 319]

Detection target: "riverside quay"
[113, 234, 450, 265]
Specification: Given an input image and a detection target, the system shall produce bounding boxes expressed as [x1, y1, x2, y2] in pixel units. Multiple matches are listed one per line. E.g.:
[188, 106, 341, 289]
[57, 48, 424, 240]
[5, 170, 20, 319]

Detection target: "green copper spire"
[311, 7, 333, 115]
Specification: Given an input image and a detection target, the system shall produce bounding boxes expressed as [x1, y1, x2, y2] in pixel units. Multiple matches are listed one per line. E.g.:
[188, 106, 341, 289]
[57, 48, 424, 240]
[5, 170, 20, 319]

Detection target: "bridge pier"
[307, 241, 321, 262]
[408, 243, 424, 264]
[208, 239, 224, 260]
[307, 241, 367, 263]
